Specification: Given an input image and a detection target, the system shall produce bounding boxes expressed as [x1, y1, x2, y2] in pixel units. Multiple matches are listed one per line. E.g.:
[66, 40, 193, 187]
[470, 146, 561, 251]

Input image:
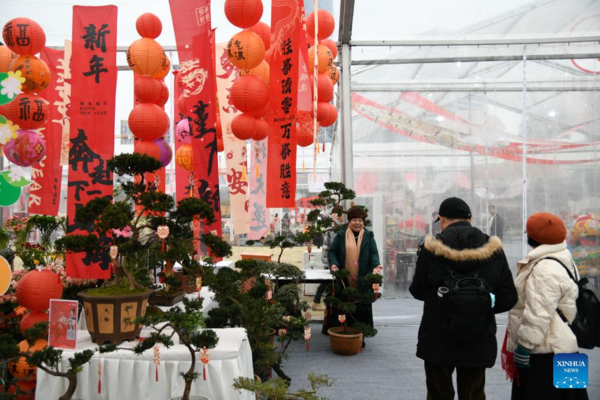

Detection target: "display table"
[240, 252, 272, 262]
[271, 269, 334, 284]
[36, 328, 254, 400]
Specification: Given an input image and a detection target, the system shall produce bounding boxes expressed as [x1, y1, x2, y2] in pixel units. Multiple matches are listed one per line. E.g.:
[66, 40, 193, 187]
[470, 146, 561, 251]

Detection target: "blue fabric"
[514, 344, 532, 369]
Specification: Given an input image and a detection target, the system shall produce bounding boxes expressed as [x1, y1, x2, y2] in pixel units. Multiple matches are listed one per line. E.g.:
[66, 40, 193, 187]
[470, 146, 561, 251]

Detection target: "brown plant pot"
[78, 289, 152, 345]
[149, 290, 186, 307]
[173, 271, 198, 294]
[327, 326, 363, 356]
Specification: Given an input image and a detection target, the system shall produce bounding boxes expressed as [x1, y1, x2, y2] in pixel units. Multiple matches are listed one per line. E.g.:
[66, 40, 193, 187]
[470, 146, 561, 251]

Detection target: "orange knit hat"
[526, 212, 567, 245]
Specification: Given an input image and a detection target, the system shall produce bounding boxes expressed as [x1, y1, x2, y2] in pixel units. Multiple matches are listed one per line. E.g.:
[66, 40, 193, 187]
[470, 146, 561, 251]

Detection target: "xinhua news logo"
[553, 353, 588, 389]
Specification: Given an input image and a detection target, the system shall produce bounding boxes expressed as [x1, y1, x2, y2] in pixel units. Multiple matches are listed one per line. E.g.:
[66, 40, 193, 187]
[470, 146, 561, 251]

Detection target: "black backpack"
[545, 257, 600, 350]
[439, 267, 493, 344]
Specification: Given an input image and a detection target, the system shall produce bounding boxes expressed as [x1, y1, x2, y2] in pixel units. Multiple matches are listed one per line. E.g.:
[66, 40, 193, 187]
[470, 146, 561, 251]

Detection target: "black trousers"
[424, 361, 486, 400]
[511, 353, 588, 400]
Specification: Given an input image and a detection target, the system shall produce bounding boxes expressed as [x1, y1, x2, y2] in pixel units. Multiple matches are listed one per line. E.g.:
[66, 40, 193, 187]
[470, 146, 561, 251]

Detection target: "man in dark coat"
[410, 197, 517, 400]
[488, 205, 504, 240]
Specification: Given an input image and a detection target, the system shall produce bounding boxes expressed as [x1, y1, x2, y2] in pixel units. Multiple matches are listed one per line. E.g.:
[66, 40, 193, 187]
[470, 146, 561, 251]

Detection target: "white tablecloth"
[36, 328, 254, 400]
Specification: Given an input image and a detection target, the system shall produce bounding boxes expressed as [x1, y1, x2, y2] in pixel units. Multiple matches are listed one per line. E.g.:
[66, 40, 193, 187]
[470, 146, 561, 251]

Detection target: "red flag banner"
[29, 47, 69, 216]
[169, 0, 222, 250]
[267, 0, 303, 207]
[172, 71, 192, 203]
[66, 6, 118, 279]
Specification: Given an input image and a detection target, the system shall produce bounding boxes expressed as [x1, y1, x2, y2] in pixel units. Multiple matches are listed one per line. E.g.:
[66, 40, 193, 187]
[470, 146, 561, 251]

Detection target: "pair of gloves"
[513, 344, 532, 369]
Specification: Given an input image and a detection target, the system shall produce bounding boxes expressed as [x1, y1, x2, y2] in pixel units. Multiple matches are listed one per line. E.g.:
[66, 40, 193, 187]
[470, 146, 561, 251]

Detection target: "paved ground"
[281, 297, 600, 400]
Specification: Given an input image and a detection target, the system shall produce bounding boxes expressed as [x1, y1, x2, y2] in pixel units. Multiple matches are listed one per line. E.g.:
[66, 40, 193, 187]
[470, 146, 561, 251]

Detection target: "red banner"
[169, 0, 222, 250]
[66, 6, 118, 279]
[172, 70, 192, 203]
[28, 47, 68, 216]
[267, 0, 303, 207]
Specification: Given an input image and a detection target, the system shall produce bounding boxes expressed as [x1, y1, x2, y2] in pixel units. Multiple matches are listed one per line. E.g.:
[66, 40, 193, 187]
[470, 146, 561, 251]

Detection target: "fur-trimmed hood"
[423, 235, 503, 262]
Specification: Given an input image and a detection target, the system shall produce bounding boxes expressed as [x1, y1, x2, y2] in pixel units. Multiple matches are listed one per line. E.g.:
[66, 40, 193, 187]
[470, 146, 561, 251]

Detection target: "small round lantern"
[134, 139, 161, 161]
[155, 80, 169, 107]
[250, 104, 269, 119]
[2, 93, 48, 130]
[4, 129, 46, 167]
[308, 45, 333, 74]
[20, 310, 48, 336]
[240, 60, 270, 85]
[175, 144, 194, 171]
[231, 113, 257, 140]
[177, 95, 187, 115]
[128, 103, 169, 141]
[127, 38, 168, 77]
[327, 65, 340, 85]
[136, 13, 162, 39]
[2, 18, 46, 56]
[317, 102, 338, 127]
[155, 138, 173, 167]
[176, 118, 192, 144]
[227, 31, 265, 70]
[244, 21, 270, 50]
[253, 118, 269, 141]
[230, 75, 269, 113]
[134, 76, 163, 104]
[224, 0, 264, 29]
[314, 73, 334, 103]
[0, 45, 17, 72]
[15, 269, 63, 311]
[7, 339, 47, 381]
[306, 10, 335, 41]
[297, 128, 314, 147]
[152, 56, 170, 79]
[320, 39, 338, 60]
[10, 55, 50, 94]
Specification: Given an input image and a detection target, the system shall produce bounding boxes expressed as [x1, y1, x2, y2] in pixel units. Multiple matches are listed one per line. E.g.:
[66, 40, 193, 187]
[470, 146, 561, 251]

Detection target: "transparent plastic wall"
[350, 45, 600, 297]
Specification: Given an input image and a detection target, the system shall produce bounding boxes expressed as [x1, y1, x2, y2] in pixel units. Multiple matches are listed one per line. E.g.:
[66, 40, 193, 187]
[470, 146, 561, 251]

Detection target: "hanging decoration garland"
[199, 347, 210, 381]
[373, 283, 380, 300]
[304, 326, 312, 351]
[153, 345, 160, 382]
[109, 245, 118, 274]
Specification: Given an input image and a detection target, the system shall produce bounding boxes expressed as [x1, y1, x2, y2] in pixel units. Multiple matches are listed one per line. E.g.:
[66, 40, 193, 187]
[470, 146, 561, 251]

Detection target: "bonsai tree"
[233, 373, 335, 400]
[56, 153, 231, 293]
[247, 231, 313, 264]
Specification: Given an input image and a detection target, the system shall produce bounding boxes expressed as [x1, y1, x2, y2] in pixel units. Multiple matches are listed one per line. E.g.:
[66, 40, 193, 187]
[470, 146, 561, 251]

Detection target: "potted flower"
[56, 154, 231, 344]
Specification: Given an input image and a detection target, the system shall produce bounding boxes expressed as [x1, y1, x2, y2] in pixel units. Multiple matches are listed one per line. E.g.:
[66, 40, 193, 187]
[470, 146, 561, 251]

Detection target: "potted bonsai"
[149, 273, 186, 307]
[56, 153, 231, 344]
[233, 373, 335, 399]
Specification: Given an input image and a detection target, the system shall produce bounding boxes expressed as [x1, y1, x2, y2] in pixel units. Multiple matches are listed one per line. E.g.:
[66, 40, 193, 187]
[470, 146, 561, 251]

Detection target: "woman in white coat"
[506, 212, 588, 400]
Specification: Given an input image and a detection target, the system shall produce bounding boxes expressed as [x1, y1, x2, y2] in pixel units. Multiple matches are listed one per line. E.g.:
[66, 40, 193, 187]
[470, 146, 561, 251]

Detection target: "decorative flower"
[278, 329, 287, 337]
[0, 120, 18, 145]
[113, 226, 132, 238]
[1, 71, 24, 99]
[304, 310, 312, 322]
[304, 326, 312, 341]
[338, 314, 346, 324]
[199, 347, 210, 364]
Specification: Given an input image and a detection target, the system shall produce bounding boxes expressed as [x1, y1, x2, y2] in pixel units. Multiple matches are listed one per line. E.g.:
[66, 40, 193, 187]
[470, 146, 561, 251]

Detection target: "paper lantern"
[225, 0, 263, 28]
[264, 48, 272, 66]
[136, 13, 162, 39]
[152, 56, 170, 79]
[176, 118, 192, 144]
[231, 113, 256, 140]
[313, 73, 333, 103]
[0, 45, 17, 72]
[240, 60, 270, 85]
[317, 101, 337, 127]
[308, 45, 333, 74]
[156, 80, 169, 107]
[296, 110, 317, 134]
[177, 95, 187, 115]
[306, 10, 335, 41]
[217, 136, 224, 152]
[20, 311, 48, 336]
[155, 138, 173, 167]
[16, 270, 63, 311]
[7, 339, 47, 381]
[10, 55, 50, 94]
[134, 139, 161, 161]
[327, 65, 340, 85]
[244, 21, 270, 50]
[175, 144, 194, 172]
[134, 76, 162, 104]
[2, 93, 48, 130]
[320, 39, 338, 60]
[230, 75, 269, 113]
[227, 31, 265, 70]
[297, 129, 314, 147]
[2, 18, 46, 56]
[253, 118, 269, 141]
[4, 129, 46, 167]
[250, 104, 269, 119]
[127, 38, 167, 77]
[128, 103, 169, 141]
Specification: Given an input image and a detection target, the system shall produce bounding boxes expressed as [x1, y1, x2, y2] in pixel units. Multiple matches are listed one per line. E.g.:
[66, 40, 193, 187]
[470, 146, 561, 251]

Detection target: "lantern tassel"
[97, 358, 102, 394]
[307, 340, 310, 352]
[302, 159, 305, 172]
[270, 369, 273, 379]
[322, 140, 325, 152]
[294, 301, 297, 314]
[203, 364, 206, 381]
[161, 239, 165, 253]
[241, 165, 247, 182]
[256, 163, 260, 178]
[156, 365, 158, 382]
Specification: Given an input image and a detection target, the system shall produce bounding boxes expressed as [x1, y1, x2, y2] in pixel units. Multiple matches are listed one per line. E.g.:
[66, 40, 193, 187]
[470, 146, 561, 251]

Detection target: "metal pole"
[521, 47, 528, 258]
[340, 43, 354, 190]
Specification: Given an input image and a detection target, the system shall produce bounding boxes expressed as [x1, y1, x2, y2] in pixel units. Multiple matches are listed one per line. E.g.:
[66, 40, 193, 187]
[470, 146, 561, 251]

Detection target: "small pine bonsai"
[233, 373, 335, 400]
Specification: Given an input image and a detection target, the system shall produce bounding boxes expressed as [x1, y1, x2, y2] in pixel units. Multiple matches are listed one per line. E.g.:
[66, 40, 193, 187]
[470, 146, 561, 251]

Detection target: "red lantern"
[308, 45, 333, 74]
[297, 128, 314, 147]
[320, 39, 338, 60]
[230, 75, 269, 113]
[151, 56, 170, 79]
[136, 13, 162, 39]
[312, 73, 333, 103]
[177, 95, 187, 115]
[2, 93, 48, 130]
[231, 113, 257, 140]
[317, 102, 337, 127]
[15, 270, 63, 312]
[134, 139, 161, 160]
[253, 118, 269, 141]
[7, 339, 47, 381]
[306, 10, 335, 41]
[2, 18, 46, 56]
[240, 60, 270, 85]
[244, 21, 270, 50]
[250, 104, 269, 119]
[264, 48, 272, 66]
[128, 103, 169, 141]
[134, 76, 163, 104]
[327, 65, 340, 85]
[0, 45, 17, 72]
[20, 311, 48, 336]
[175, 144, 194, 171]
[224, 0, 263, 29]
[10, 55, 50, 94]
[127, 38, 167, 77]
[156, 80, 169, 107]
[227, 31, 265, 70]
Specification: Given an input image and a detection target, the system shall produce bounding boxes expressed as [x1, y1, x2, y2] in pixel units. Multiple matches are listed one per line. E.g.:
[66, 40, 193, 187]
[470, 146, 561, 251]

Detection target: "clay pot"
[327, 326, 363, 356]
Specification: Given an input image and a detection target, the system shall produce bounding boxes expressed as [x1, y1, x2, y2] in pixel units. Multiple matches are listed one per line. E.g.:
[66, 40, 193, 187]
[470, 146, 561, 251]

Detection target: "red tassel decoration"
[322, 141, 325, 152]
[162, 239, 165, 253]
[203, 364, 206, 381]
[307, 340, 310, 351]
[156, 365, 159, 382]
[294, 301, 297, 314]
[270, 369, 273, 378]
[97, 358, 102, 394]
[98, 380, 101, 394]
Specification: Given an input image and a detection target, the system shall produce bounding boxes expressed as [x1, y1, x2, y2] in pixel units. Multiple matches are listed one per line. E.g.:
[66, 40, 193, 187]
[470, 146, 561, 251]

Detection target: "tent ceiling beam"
[350, 35, 600, 47]
[352, 85, 599, 92]
[339, 0, 355, 45]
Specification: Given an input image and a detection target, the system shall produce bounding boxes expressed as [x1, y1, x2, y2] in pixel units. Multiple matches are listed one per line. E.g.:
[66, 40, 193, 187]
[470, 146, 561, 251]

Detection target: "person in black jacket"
[410, 197, 517, 400]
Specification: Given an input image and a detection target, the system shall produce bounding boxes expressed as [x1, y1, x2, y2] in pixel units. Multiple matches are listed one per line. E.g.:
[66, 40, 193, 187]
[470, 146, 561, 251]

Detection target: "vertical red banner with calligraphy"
[267, 0, 302, 208]
[170, 0, 222, 251]
[248, 139, 270, 239]
[28, 47, 69, 216]
[172, 70, 192, 204]
[66, 6, 117, 279]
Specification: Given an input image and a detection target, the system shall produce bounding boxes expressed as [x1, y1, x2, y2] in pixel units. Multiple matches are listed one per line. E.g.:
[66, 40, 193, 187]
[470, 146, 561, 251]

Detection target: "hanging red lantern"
[244, 21, 270, 50]
[240, 60, 270, 85]
[128, 103, 169, 141]
[231, 113, 257, 140]
[155, 138, 173, 167]
[4, 129, 46, 167]
[127, 38, 168, 77]
[15, 270, 63, 312]
[10, 55, 50, 94]
[156, 80, 169, 107]
[0, 45, 17, 72]
[134, 139, 161, 160]
[151, 56, 170, 79]
[317, 102, 338, 127]
[230, 75, 269, 113]
[224, 0, 263, 29]
[177, 95, 187, 115]
[297, 128, 314, 147]
[327, 65, 340, 85]
[250, 104, 269, 119]
[253, 118, 269, 141]
[2, 18, 46, 56]
[320, 39, 338, 60]
[136, 13, 162, 39]
[7, 339, 47, 381]
[2, 93, 48, 130]
[308, 45, 333, 74]
[312, 73, 333, 103]
[175, 144, 194, 171]
[20, 311, 48, 336]
[306, 10, 335, 41]
[264, 48, 272, 66]
[227, 31, 265, 70]
[134, 76, 163, 104]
